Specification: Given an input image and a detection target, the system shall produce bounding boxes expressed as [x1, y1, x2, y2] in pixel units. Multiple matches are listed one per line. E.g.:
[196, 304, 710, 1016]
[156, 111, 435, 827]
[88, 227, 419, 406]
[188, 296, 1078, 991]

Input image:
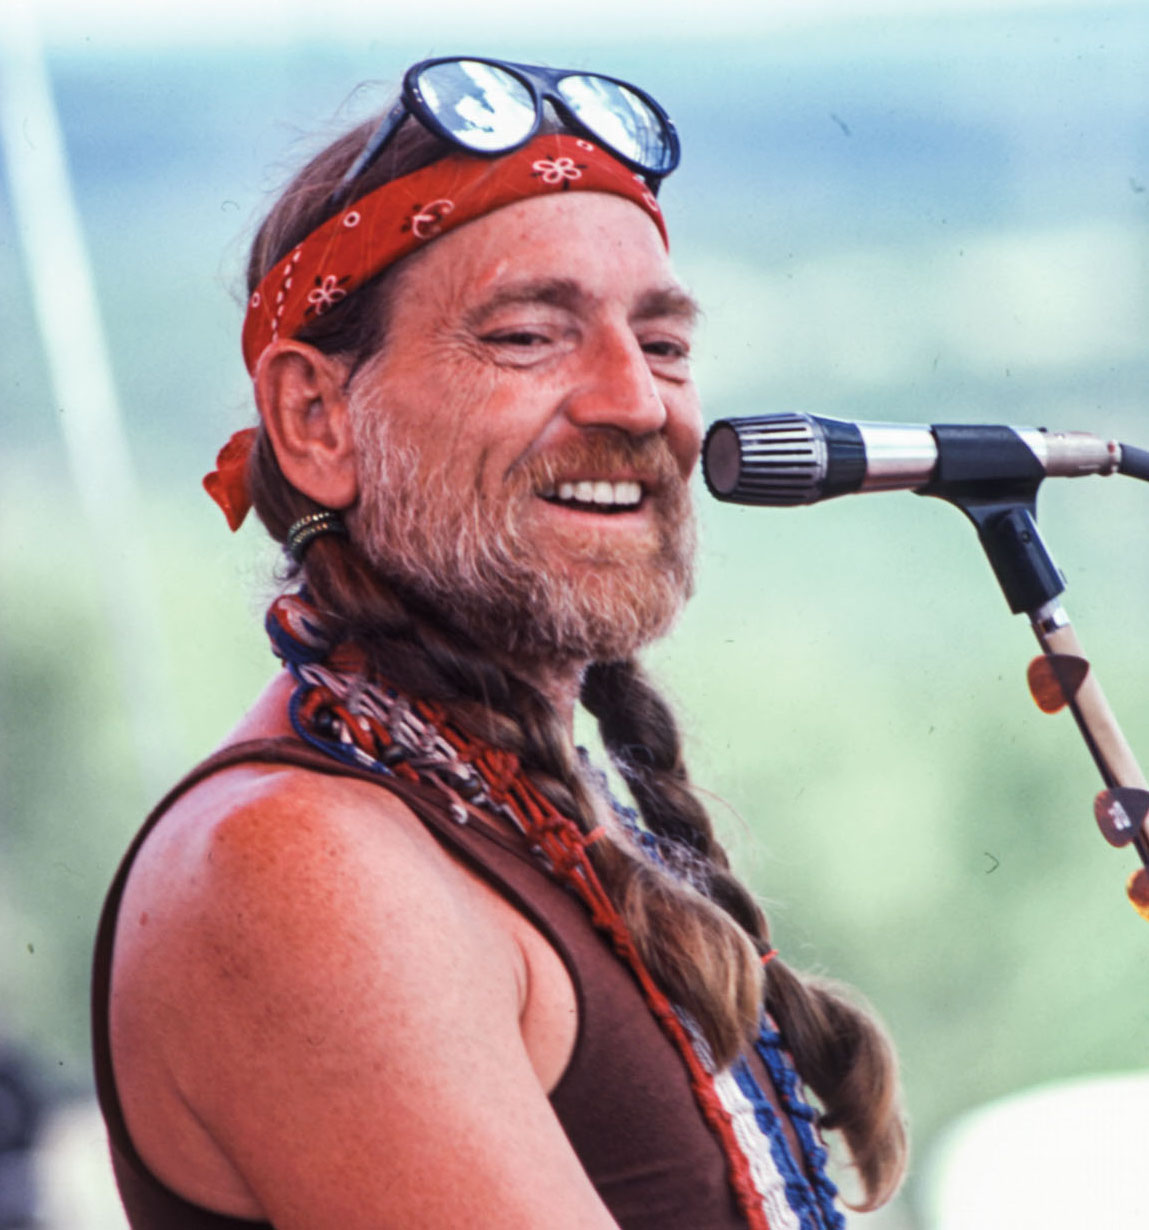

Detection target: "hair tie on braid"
[287, 511, 348, 562]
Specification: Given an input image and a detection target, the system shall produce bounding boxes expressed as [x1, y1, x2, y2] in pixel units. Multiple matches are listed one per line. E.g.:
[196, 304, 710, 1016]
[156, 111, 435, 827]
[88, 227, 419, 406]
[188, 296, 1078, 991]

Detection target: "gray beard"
[345, 408, 696, 665]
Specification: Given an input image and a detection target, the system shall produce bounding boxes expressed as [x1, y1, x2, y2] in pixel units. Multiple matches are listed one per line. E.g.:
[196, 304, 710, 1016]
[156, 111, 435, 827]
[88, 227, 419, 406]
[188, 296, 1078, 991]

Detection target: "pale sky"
[27, 0, 1105, 49]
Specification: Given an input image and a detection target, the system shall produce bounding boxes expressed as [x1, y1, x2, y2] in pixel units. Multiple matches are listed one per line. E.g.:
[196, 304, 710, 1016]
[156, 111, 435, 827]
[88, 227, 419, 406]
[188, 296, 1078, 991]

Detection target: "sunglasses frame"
[330, 56, 680, 208]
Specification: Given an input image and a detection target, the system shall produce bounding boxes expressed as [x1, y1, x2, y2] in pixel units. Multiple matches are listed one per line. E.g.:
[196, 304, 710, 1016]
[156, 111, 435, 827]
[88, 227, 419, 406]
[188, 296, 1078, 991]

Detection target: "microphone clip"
[913, 422, 1063, 615]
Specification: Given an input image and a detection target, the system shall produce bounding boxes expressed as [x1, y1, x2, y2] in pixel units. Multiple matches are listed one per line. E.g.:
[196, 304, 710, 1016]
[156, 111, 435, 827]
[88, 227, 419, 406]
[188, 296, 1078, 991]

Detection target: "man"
[93, 59, 905, 1229]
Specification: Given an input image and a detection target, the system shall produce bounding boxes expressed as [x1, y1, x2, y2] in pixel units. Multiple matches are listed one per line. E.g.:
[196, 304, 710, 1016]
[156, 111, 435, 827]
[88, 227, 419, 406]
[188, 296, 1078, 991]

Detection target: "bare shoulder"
[134, 758, 462, 927]
[111, 759, 607, 1228]
[113, 759, 518, 1103]
[117, 761, 477, 1006]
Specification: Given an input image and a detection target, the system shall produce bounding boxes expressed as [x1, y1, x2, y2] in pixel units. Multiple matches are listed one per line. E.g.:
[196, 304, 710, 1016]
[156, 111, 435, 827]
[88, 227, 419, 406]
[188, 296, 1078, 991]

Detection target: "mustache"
[509, 432, 686, 495]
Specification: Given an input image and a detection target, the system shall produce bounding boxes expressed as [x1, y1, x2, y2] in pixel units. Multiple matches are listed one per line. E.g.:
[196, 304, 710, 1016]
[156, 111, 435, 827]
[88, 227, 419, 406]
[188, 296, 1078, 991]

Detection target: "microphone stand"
[923, 451, 1149, 918]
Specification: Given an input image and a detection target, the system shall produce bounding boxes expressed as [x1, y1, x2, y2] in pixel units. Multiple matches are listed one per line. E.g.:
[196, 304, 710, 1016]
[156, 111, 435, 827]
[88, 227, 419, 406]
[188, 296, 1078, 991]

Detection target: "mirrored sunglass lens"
[556, 76, 674, 172]
[415, 61, 535, 152]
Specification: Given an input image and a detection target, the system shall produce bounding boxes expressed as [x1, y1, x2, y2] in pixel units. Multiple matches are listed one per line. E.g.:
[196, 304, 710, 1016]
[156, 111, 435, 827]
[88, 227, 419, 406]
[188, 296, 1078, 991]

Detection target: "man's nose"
[561, 325, 667, 436]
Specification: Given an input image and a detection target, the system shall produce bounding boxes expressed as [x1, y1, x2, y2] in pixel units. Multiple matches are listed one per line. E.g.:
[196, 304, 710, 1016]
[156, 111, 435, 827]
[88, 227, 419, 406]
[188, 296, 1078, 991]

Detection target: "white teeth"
[545, 479, 645, 508]
[616, 480, 642, 506]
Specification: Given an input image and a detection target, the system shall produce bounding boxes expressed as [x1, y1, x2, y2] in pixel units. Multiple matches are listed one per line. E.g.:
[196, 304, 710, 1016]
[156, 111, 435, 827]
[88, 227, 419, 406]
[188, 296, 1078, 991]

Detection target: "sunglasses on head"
[330, 57, 680, 208]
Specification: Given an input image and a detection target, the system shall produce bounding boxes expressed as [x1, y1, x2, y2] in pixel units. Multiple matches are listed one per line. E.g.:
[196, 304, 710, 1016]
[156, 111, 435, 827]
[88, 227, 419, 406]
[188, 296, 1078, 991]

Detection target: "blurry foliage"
[1, 10, 1146, 1221]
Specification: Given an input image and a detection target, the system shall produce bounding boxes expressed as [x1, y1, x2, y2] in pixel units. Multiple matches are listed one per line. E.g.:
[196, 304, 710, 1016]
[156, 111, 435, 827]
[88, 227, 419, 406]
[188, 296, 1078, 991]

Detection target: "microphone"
[702, 413, 1122, 507]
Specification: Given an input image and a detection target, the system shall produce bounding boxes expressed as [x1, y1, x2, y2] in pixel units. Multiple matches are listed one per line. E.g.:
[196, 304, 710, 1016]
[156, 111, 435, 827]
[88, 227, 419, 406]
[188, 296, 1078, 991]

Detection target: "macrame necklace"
[267, 590, 843, 1230]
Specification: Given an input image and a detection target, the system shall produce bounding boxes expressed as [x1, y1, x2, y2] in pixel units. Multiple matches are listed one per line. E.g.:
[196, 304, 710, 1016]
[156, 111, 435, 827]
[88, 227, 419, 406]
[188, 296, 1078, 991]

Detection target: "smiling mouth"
[538, 479, 646, 514]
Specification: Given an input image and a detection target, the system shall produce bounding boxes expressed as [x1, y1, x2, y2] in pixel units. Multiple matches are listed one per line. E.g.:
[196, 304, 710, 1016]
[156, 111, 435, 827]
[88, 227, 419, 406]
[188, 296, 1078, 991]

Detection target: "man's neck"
[493, 651, 587, 737]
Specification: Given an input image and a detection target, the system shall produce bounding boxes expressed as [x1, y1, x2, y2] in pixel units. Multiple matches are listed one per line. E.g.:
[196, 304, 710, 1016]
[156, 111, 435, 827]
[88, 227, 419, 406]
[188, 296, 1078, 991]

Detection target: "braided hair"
[242, 105, 907, 1211]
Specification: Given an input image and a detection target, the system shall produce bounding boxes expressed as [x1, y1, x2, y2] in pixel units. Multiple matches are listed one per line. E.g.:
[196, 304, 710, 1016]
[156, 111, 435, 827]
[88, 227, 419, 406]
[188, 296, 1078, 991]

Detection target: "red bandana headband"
[205, 134, 668, 530]
[243, 133, 667, 374]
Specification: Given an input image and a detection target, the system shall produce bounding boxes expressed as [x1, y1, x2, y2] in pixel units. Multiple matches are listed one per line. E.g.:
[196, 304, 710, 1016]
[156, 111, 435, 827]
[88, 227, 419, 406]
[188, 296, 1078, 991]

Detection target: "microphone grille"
[703, 414, 827, 505]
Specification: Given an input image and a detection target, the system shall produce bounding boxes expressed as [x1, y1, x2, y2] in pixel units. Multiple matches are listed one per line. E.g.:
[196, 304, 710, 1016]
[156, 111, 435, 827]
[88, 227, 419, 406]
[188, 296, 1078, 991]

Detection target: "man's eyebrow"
[632, 285, 701, 325]
[464, 278, 588, 329]
[464, 279, 701, 330]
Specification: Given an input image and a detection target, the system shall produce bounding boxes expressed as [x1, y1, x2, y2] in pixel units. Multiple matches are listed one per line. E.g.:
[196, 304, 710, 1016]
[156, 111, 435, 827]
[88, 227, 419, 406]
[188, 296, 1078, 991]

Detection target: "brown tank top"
[92, 737, 756, 1229]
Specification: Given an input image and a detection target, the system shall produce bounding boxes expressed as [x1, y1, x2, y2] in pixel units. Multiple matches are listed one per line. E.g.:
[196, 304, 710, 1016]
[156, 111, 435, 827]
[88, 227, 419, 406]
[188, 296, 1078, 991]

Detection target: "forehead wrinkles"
[415, 192, 673, 306]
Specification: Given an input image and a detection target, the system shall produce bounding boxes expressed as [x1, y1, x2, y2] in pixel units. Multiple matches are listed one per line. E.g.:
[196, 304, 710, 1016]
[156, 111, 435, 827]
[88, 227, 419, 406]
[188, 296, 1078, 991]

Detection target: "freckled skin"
[110, 193, 702, 1229]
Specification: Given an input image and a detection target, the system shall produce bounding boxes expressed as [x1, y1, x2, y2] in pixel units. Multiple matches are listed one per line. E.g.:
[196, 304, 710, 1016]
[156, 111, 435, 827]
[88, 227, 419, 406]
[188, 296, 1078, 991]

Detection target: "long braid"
[581, 658, 907, 1210]
[289, 537, 907, 1208]
[582, 660, 771, 941]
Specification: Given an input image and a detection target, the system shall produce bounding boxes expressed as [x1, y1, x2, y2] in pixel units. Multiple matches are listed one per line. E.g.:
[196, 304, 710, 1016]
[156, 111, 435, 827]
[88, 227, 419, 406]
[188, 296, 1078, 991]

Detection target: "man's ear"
[254, 340, 359, 509]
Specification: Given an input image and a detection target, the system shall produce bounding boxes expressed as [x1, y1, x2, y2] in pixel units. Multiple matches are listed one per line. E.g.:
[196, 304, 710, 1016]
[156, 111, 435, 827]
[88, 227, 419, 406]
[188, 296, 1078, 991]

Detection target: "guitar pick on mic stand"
[703, 413, 1149, 920]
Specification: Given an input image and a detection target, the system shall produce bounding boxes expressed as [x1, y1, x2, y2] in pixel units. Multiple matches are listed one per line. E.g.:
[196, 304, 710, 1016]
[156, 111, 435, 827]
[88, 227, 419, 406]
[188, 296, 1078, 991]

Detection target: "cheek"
[422, 372, 552, 496]
[667, 386, 704, 476]
[384, 350, 505, 447]
[441, 367, 527, 461]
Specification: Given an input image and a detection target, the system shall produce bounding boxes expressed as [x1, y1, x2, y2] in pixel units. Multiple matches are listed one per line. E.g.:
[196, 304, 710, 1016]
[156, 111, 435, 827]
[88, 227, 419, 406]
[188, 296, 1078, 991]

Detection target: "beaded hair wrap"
[286, 511, 348, 562]
[203, 134, 668, 532]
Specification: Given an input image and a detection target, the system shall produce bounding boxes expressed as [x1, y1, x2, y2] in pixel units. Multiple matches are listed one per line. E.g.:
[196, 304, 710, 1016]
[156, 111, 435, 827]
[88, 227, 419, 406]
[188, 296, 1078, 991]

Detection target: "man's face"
[345, 190, 703, 664]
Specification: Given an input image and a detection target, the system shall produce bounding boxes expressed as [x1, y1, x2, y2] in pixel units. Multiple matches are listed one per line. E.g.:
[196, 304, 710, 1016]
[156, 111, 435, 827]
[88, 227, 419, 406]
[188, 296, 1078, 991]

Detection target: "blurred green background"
[2, 1, 1147, 1224]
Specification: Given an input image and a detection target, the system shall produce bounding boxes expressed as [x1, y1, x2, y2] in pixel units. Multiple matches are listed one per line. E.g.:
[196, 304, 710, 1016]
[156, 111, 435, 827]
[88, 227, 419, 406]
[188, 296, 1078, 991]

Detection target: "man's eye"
[643, 339, 690, 360]
[485, 330, 551, 347]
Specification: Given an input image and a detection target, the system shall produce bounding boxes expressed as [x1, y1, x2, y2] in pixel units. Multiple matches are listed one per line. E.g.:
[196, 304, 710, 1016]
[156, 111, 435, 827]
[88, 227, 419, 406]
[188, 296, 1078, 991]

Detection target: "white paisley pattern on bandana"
[407, 198, 455, 239]
[531, 155, 584, 184]
[305, 274, 349, 316]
